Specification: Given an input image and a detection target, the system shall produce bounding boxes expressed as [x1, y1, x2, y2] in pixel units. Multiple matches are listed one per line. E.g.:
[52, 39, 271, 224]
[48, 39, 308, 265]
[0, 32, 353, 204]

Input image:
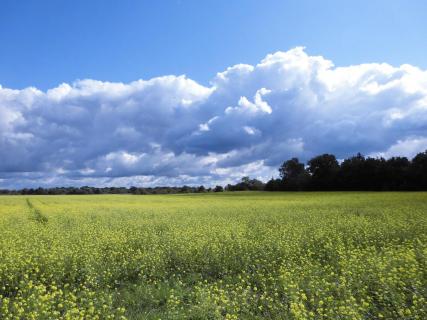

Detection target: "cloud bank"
[1, 47, 427, 188]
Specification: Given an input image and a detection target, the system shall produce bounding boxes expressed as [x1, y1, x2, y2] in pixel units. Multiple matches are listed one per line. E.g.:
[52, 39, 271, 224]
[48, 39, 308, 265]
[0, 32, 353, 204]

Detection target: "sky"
[1, 0, 427, 188]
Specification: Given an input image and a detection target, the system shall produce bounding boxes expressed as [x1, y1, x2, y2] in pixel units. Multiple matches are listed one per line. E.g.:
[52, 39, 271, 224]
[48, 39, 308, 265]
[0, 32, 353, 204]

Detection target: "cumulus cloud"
[1, 47, 427, 188]
[370, 137, 427, 159]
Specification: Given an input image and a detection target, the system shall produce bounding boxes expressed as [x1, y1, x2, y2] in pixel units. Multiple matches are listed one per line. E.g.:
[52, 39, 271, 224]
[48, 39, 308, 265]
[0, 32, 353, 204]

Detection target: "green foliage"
[0, 192, 426, 319]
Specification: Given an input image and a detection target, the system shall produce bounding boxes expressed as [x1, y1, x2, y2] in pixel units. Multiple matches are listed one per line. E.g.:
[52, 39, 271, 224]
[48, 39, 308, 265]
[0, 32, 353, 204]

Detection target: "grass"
[0, 192, 426, 319]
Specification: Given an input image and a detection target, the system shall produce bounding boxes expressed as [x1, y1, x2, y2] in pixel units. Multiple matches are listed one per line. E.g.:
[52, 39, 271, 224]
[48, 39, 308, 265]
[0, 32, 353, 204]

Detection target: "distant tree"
[279, 158, 310, 190]
[410, 150, 427, 189]
[180, 185, 192, 193]
[364, 157, 387, 190]
[247, 178, 265, 191]
[34, 187, 46, 195]
[265, 178, 283, 191]
[241, 176, 250, 184]
[225, 177, 265, 191]
[279, 158, 305, 180]
[80, 186, 94, 194]
[339, 153, 366, 190]
[307, 154, 339, 190]
[213, 185, 224, 192]
[338, 154, 388, 190]
[197, 185, 206, 193]
[384, 157, 410, 190]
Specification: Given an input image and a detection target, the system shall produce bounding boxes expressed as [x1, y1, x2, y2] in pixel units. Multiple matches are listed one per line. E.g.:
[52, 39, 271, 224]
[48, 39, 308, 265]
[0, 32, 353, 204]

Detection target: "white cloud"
[243, 126, 258, 135]
[370, 137, 427, 159]
[1, 47, 427, 188]
[226, 88, 272, 115]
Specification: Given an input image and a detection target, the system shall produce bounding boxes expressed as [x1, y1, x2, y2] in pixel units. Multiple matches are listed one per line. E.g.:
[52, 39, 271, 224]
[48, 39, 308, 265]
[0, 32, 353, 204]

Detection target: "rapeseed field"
[0, 192, 426, 319]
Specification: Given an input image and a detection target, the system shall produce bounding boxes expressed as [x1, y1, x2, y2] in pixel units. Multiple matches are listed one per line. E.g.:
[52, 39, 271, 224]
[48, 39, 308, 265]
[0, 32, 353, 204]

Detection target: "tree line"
[1, 150, 426, 195]
[0, 185, 225, 195]
[265, 150, 427, 191]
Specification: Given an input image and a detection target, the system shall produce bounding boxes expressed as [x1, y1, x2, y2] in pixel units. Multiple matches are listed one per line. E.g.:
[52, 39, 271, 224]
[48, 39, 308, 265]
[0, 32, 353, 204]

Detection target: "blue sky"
[1, 0, 426, 90]
[1, 1, 427, 188]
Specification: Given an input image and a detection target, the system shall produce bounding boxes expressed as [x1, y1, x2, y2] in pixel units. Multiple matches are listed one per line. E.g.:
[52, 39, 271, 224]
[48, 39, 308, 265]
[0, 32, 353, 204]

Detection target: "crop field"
[0, 192, 426, 319]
